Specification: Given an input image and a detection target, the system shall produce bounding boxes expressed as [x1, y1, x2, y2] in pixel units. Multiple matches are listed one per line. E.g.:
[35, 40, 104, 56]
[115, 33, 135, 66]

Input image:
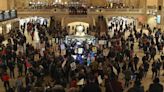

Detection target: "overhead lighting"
[64, 2, 67, 4]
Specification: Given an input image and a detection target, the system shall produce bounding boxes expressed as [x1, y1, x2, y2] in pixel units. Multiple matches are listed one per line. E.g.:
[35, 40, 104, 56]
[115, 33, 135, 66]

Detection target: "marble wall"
[0, 0, 163, 10]
[0, 0, 9, 10]
[147, 0, 158, 7]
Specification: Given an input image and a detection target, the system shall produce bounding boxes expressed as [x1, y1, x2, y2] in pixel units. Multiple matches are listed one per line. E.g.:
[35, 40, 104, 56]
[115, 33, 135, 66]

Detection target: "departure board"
[10, 10, 17, 18]
[0, 11, 3, 21]
[3, 11, 10, 20]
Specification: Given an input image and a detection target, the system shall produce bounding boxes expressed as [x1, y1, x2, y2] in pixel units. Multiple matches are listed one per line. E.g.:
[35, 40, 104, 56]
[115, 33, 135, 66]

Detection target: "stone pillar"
[138, 0, 147, 8]
[90, 0, 106, 6]
[85, 0, 91, 6]
[123, 0, 130, 7]
[157, 0, 164, 29]
[157, 0, 163, 13]
[130, 0, 139, 8]
[0, 0, 9, 10]
[139, 0, 147, 24]
[49, 0, 55, 4]
[0, 0, 17, 10]
[9, 0, 16, 9]
[15, 0, 29, 9]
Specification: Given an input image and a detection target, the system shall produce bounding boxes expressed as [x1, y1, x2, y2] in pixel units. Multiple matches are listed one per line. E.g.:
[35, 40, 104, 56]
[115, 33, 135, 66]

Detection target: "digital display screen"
[157, 15, 161, 24]
[0, 10, 17, 22]
[99, 40, 107, 45]
[78, 48, 83, 54]
[60, 43, 65, 50]
[71, 55, 84, 60]
[3, 11, 10, 20]
[10, 10, 16, 18]
[0, 12, 3, 21]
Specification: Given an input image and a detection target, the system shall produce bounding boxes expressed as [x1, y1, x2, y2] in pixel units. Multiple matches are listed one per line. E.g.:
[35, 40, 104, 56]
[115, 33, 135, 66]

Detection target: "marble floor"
[0, 28, 163, 92]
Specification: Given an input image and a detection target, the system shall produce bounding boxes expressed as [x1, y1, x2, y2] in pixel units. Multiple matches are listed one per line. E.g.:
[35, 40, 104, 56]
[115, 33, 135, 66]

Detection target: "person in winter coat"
[124, 69, 132, 87]
[2, 72, 10, 92]
[15, 76, 23, 92]
[148, 78, 163, 92]
[8, 59, 15, 78]
[134, 54, 139, 71]
[150, 45, 156, 61]
[152, 61, 158, 78]
[128, 80, 144, 92]
[82, 76, 101, 92]
[105, 75, 123, 92]
[160, 53, 164, 70]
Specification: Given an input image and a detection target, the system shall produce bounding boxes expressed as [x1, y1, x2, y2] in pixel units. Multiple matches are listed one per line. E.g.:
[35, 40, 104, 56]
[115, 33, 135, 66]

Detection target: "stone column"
[0, 0, 16, 10]
[144, 0, 148, 23]
[15, 0, 29, 9]
[138, 0, 145, 8]
[90, 0, 106, 6]
[157, 0, 164, 29]
[123, 0, 130, 7]
[8, 0, 16, 9]
[0, 0, 9, 10]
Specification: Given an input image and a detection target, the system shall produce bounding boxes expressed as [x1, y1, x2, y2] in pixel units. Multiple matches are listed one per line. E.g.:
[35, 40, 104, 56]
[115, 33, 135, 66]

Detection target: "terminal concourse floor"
[0, 28, 163, 92]
[0, 42, 163, 92]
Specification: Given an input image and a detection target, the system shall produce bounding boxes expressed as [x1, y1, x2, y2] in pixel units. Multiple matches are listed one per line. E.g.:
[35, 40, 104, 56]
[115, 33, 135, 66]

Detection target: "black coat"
[128, 86, 144, 92]
[149, 83, 163, 92]
[82, 83, 101, 92]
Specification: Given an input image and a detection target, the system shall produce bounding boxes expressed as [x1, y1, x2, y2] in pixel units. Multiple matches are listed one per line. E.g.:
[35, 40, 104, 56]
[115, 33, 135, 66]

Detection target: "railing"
[88, 8, 144, 14]
[17, 8, 144, 15]
[18, 8, 54, 12]
[147, 6, 157, 9]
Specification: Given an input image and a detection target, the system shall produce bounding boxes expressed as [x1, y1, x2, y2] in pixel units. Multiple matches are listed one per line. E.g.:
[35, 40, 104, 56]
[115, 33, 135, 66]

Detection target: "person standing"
[25, 73, 34, 92]
[105, 74, 123, 92]
[134, 54, 139, 71]
[8, 59, 15, 78]
[82, 76, 101, 92]
[124, 69, 132, 88]
[17, 58, 23, 76]
[138, 65, 144, 80]
[2, 72, 10, 92]
[148, 78, 163, 92]
[128, 80, 144, 92]
[15, 76, 23, 92]
[156, 59, 162, 77]
[152, 61, 158, 79]
[143, 61, 149, 77]
[150, 45, 156, 61]
[160, 53, 164, 70]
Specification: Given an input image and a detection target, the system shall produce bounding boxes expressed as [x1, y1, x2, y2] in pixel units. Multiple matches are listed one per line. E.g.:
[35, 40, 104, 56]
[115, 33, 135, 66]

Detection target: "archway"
[67, 22, 89, 35]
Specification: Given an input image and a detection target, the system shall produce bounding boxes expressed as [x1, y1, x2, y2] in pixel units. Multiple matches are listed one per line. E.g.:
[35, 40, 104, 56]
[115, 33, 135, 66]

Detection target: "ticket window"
[0, 26, 2, 34]
[6, 24, 11, 34]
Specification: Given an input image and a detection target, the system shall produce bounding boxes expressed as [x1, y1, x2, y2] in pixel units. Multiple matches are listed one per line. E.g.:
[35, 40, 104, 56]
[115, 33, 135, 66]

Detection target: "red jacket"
[2, 74, 9, 81]
[70, 80, 77, 88]
[105, 79, 123, 92]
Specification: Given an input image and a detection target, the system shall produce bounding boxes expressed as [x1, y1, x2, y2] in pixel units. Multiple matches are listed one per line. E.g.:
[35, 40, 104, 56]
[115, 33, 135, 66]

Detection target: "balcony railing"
[17, 8, 144, 16]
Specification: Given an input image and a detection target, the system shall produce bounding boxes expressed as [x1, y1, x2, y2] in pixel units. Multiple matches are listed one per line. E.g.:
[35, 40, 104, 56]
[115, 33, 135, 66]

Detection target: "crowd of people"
[0, 15, 163, 92]
[69, 6, 87, 15]
[27, 1, 134, 11]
